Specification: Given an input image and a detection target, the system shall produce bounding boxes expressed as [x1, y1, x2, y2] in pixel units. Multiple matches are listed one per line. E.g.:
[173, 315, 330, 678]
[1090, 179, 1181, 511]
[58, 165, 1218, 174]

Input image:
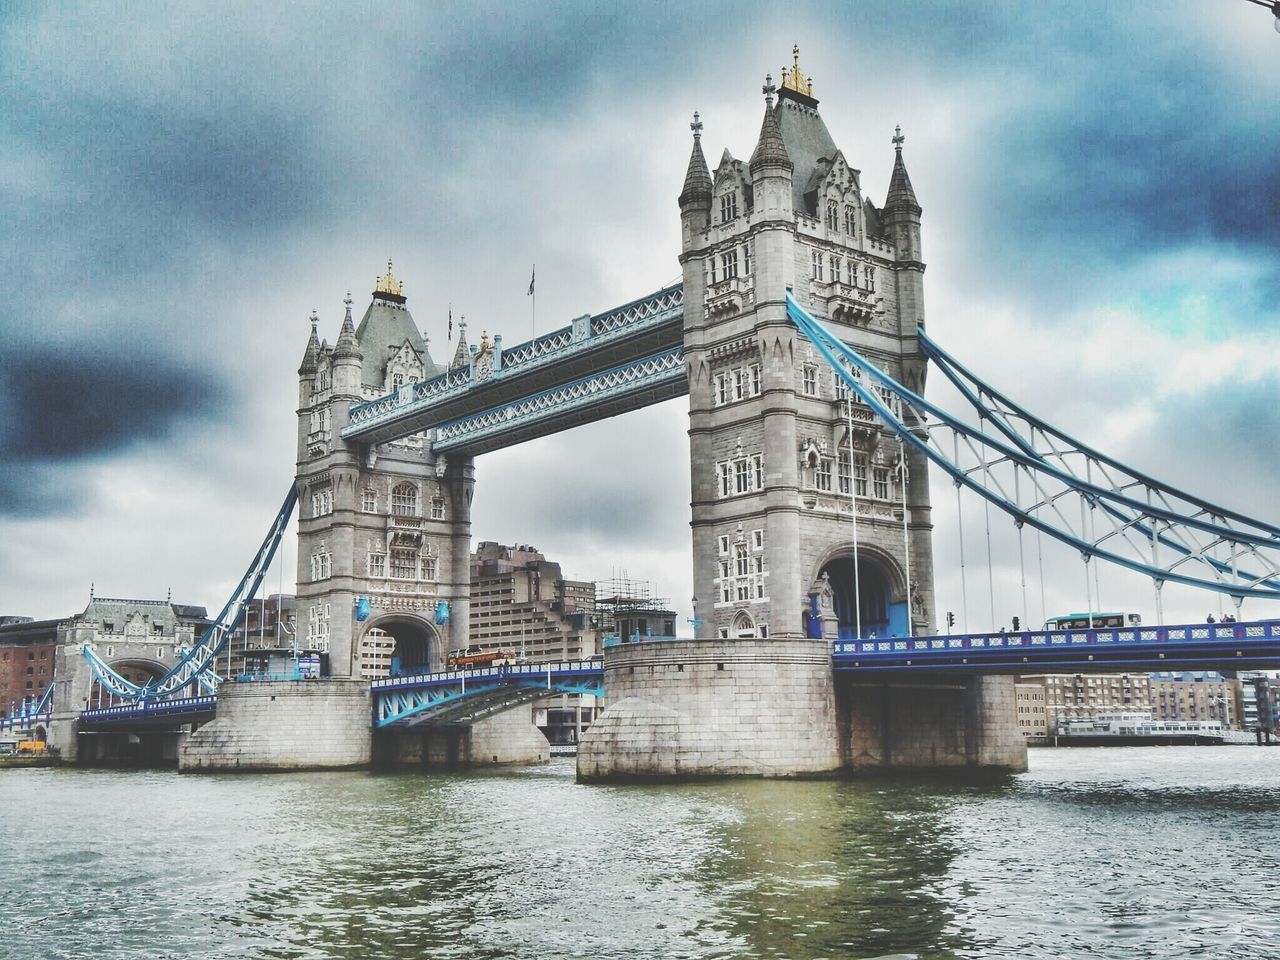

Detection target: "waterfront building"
[1018, 673, 1152, 730]
[1148, 671, 1236, 727]
[1013, 682, 1048, 739]
[0, 616, 56, 716]
[1236, 671, 1280, 731]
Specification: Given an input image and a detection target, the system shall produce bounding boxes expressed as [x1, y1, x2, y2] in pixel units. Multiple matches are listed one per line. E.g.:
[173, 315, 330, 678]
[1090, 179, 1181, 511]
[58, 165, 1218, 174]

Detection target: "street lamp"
[1242, 0, 1280, 33]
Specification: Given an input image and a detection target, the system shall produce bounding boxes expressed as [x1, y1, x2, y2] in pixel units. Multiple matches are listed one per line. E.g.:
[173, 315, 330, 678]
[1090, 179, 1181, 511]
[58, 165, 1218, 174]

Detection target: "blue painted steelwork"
[784, 293, 1280, 600]
[342, 284, 684, 445]
[372, 659, 604, 728]
[79, 695, 218, 728]
[431, 346, 686, 454]
[82, 485, 298, 704]
[0, 682, 53, 733]
[918, 327, 1280, 592]
[832, 619, 1280, 673]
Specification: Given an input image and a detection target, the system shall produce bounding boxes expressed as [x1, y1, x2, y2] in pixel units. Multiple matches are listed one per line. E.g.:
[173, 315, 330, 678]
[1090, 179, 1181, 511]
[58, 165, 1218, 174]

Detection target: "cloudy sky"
[2, 1, 1277, 633]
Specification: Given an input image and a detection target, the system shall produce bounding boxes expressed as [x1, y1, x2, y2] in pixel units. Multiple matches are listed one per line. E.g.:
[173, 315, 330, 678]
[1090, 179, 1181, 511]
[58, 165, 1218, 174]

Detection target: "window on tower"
[391, 483, 417, 517]
[720, 191, 738, 223]
[742, 243, 752, 275]
[362, 488, 378, 513]
[830, 256, 842, 284]
[721, 248, 739, 280]
[825, 200, 839, 231]
[864, 264, 876, 292]
[811, 250, 824, 281]
[802, 365, 818, 396]
[844, 205, 857, 237]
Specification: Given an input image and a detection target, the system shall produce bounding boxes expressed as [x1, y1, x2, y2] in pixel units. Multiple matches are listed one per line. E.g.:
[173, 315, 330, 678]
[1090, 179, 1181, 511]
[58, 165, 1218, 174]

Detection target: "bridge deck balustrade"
[833, 619, 1280, 673]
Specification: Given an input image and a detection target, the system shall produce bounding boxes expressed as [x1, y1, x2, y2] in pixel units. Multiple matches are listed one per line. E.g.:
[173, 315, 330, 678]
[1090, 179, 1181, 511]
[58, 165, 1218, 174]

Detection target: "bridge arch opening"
[358, 615, 438, 679]
[819, 551, 907, 640]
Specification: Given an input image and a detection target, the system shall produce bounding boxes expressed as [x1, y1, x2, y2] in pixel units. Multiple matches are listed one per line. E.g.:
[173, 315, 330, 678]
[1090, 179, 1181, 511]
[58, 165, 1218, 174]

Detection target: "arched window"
[825, 199, 839, 230]
[362, 488, 378, 513]
[844, 204, 857, 237]
[391, 483, 417, 517]
[732, 611, 756, 639]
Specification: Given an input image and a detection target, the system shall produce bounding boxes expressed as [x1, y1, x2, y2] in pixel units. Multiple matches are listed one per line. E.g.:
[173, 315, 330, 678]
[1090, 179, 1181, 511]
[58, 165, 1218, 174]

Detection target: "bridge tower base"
[838, 674, 1027, 773]
[578, 639, 842, 781]
[375, 710, 550, 768]
[179, 679, 372, 772]
[578, 641, 1026, 780]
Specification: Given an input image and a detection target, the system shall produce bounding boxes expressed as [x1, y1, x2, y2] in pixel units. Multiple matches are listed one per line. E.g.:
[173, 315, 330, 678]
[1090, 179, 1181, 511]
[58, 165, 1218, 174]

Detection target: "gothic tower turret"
[293, 262, 473, 682]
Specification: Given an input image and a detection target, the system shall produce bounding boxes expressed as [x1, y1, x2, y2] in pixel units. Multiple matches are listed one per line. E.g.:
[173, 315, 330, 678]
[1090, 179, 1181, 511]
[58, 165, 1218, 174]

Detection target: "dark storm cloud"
[0, 343, 228, 514]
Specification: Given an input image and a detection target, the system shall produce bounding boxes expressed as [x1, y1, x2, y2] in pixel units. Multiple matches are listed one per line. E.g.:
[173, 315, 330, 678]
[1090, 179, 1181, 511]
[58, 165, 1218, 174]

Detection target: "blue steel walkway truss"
[373, 660, 604, 729]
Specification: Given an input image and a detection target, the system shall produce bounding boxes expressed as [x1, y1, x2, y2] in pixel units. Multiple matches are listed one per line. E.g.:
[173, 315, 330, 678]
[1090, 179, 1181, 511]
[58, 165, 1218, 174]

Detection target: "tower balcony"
[305, 429, 331, 458]
[706, 276, 755, 319]
[387, 513, 425, 547]
[812, 279, 882, 325]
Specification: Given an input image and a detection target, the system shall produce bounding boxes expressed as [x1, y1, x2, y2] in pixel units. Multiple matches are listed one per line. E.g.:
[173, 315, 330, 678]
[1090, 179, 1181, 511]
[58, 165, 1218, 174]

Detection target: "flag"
[527, 265, 535, 296]
[448, 304, 452, 342]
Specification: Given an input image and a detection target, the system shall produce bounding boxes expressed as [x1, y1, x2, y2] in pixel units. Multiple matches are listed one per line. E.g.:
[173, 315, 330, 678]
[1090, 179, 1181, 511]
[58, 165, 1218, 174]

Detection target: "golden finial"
[375, 258, 404, 297]
[781, 44, 813, 98]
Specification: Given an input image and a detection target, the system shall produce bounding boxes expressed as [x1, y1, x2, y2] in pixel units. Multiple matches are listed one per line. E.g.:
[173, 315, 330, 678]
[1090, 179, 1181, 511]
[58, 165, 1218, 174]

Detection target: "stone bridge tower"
[680, 54, 934, 646]
[581, 53, 1023, 780]
[295, 264, 474, 680]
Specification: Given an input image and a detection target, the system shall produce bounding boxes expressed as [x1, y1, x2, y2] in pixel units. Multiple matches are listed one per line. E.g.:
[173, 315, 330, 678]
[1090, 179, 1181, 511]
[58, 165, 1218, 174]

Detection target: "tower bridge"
[51, 50, 1280, 776]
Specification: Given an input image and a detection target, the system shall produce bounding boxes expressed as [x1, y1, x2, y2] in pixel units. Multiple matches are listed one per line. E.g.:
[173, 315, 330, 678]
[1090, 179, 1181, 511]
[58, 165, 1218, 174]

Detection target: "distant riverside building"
[0, 616, 56, 715]
[1014, 683, 1048, 738]
[470, 542, 597, 661]
[1148, 672, 1235, 727]
[469, 542, 599, 745]
[1020, 671, 1243, 732]
[1019, 673, 1152, 729]
[1234, 671, 1279, 732]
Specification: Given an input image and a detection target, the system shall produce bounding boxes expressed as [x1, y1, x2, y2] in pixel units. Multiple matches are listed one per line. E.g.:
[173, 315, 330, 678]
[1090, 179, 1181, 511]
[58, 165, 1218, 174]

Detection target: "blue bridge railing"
[79, 695, 218, 727]
[833, 619, 1280, 672]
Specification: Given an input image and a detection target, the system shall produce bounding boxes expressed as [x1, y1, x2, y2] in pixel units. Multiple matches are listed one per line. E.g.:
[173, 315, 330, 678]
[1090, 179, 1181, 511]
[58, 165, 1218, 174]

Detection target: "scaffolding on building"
[594, 574, 674, 640]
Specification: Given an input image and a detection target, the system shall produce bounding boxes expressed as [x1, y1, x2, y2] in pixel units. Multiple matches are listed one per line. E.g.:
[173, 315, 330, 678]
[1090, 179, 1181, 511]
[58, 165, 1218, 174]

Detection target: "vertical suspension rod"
[954, 433, 970, 635]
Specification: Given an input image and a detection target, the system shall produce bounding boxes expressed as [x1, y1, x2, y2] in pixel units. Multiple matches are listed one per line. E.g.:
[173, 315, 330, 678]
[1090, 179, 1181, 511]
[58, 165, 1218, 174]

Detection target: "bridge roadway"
[341, 284, 686, 454]
[71, 619, 1280, 732]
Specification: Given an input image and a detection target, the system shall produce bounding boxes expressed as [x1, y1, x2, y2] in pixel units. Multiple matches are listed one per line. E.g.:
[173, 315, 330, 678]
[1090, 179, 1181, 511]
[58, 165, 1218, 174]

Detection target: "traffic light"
[946, 611, 956, 630]
[1011, 615, 1021, 632]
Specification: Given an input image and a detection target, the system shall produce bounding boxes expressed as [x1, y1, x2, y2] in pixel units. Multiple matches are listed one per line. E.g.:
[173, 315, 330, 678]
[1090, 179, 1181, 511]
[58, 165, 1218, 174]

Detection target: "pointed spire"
[749, 75, 792, 177]
[298, 310, 321, 374]
[885, 125, 920, 214]
[451, 317, 470, 369]
[678, 111, 713, 210]
[334, 295, 362, 361]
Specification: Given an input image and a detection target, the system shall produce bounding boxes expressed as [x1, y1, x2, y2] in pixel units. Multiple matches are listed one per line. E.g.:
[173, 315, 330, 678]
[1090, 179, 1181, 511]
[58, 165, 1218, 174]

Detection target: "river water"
[2, 747, 1279, 959]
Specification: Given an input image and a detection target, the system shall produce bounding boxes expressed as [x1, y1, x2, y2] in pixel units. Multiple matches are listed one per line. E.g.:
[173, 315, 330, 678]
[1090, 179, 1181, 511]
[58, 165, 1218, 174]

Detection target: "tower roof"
[353, 261, 438, 386]
[333, 292, 362, 361]
[678, 111, 713, 209]
[298, 311, 320, 374]
[749, 76, 793, 176]
[885, 125, 921, 215]
[450, 318, 470, 369]
[778, 44, 818, 108]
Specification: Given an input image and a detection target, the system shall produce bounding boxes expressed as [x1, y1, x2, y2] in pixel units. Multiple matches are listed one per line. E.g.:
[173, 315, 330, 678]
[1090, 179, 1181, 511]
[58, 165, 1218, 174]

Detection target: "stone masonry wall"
[179, 679, 371, 772]
[838, 673, 1026, 771]
[378, 708, 549, 768]
[578, 638, 841, 781]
